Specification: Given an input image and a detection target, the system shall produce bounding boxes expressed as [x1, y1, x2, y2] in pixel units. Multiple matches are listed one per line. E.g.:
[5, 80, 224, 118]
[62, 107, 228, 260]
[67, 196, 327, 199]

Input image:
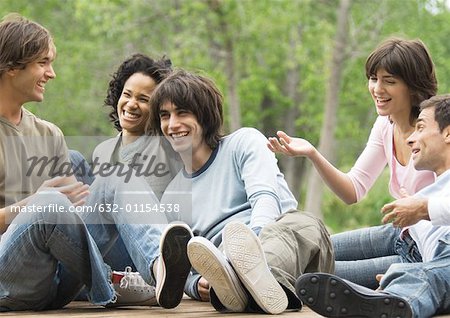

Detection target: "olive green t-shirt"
[0, 108, 70, 208]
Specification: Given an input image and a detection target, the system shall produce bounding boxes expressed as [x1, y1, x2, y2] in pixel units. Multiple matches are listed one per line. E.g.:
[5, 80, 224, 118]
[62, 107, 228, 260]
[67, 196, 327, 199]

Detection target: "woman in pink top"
[268, 38, 437, 289]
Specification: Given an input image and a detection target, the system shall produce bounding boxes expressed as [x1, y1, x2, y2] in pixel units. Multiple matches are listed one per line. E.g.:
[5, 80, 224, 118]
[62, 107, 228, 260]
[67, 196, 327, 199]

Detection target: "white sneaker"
[109, 266, 157, 307]
[223, 222, 288, 314]
[155, 223, 193, 309]
[187, 236, 248, 312]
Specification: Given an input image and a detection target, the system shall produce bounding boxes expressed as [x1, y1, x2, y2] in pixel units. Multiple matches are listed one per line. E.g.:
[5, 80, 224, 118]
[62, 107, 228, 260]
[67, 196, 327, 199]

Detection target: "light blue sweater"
[161, 127, 298, 298]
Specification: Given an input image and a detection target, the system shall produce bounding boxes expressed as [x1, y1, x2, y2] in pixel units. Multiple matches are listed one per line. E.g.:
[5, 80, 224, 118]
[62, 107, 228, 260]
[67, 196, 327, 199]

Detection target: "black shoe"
[295, 273, 412, 318]
[155, 223, 193, 309]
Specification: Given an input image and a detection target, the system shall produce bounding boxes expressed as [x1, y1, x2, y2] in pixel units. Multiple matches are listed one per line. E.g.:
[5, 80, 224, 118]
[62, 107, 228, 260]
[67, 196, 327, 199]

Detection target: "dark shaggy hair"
[420, 94, 450, 132]
[149, 69, 224, 149]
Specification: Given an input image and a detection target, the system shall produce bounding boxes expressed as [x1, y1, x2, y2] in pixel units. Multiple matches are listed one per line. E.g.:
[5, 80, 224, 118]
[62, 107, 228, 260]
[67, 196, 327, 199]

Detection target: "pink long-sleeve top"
[347, 116, 436, 201]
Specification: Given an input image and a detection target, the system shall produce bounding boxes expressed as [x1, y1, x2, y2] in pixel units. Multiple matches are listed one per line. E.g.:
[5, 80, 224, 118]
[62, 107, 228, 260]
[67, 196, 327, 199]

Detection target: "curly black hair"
[105, 53, 172, 131]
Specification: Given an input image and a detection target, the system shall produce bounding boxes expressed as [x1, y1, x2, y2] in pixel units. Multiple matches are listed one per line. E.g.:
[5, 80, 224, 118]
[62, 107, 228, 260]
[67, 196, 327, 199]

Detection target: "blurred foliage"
[1, 0, 449, 232]
[323, 168, 392, 233]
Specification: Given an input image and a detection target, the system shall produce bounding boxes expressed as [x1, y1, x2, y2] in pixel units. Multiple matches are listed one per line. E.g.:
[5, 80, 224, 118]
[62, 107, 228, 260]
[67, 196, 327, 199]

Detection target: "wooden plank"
[2, 300, 450, 317]
[0, 300, 323, 317]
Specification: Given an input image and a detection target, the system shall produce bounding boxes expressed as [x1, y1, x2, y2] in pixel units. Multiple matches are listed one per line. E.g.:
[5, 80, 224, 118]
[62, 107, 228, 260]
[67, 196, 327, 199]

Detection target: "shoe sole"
[296, 273, 412, 318]
[187, 237, 248, 312]
[223, 222, 288, 314]
[107, 289, 158, 307]
[157, 224, 193, 309]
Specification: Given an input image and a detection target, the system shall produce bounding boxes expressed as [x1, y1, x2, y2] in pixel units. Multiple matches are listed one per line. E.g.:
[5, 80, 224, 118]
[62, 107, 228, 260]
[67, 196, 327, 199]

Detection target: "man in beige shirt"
[0, 13, 119, 311]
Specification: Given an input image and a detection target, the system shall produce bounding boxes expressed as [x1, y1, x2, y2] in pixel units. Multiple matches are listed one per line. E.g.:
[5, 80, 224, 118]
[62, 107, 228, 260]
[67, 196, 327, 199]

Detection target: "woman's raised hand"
[267, 130, 316, 158]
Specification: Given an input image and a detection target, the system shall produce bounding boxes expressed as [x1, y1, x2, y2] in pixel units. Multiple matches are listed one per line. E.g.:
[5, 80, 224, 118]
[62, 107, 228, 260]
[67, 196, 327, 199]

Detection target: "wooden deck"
[0, 299, 323, 317]
[5, 299, 450, 318]
[2, 299, 450, 317]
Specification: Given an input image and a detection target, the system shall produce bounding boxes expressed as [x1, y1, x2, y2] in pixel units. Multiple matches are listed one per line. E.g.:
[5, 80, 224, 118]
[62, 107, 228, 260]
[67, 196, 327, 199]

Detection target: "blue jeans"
[381, 232, 450, 317]
[0, 173, 165, 311]
[82, 173, 166, 285]
[69, 150, 95, 185]
[332, 223, 403, 289]
[0, 192, 114, 311]
[70, 150, 137, 274]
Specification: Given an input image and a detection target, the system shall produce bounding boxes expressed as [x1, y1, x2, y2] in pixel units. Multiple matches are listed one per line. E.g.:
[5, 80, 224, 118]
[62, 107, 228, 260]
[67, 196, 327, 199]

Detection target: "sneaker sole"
[107, 289, 158, 307]
[296, 273, 412, 318]
[223, 222, 288, 314]
[157, 224, 193, 309]
[187, 237, 248, 312]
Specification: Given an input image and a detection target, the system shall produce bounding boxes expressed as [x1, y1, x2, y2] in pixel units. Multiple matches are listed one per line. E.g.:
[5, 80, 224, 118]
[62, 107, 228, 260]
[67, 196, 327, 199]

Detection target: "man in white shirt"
[296, 94, 450, 318]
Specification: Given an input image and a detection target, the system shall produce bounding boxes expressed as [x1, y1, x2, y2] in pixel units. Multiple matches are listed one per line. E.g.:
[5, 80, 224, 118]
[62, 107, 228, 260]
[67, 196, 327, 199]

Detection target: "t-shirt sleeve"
[347, 116, 389, 202]
[428, 197, 450, 226]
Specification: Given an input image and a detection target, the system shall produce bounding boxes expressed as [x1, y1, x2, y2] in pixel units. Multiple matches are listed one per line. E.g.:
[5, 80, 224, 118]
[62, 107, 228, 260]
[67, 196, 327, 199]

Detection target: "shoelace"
[119, 266, 152, 291]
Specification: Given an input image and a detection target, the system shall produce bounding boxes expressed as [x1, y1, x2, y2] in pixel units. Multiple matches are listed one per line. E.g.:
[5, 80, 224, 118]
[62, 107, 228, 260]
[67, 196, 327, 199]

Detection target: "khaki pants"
[260, 210, 334, 304]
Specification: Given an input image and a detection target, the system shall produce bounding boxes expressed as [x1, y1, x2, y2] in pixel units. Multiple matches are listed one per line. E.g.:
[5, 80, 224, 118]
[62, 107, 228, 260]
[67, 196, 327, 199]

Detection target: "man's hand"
[38, 176, 89, 206]
[197, 277, 210, 301]
[381, 192, 429, 228]
[0, 177, 89, 234]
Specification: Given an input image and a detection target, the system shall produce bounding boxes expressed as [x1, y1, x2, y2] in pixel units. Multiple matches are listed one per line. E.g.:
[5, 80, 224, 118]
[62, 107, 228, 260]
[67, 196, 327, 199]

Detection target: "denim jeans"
[0, 192, 114, 311]
[69, 150, 95, 185]
[332, 223, 403, 289]
[82, 172, 167, 285]
[103, 236, 136, 271]
[0, 172, 166, 311]
[381, 232, 450, 318]
[70, 151, 136, 271]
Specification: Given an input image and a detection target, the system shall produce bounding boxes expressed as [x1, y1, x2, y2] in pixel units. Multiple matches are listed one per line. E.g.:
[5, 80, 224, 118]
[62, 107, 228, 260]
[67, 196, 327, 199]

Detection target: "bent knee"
[17, 192, 80, 225]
